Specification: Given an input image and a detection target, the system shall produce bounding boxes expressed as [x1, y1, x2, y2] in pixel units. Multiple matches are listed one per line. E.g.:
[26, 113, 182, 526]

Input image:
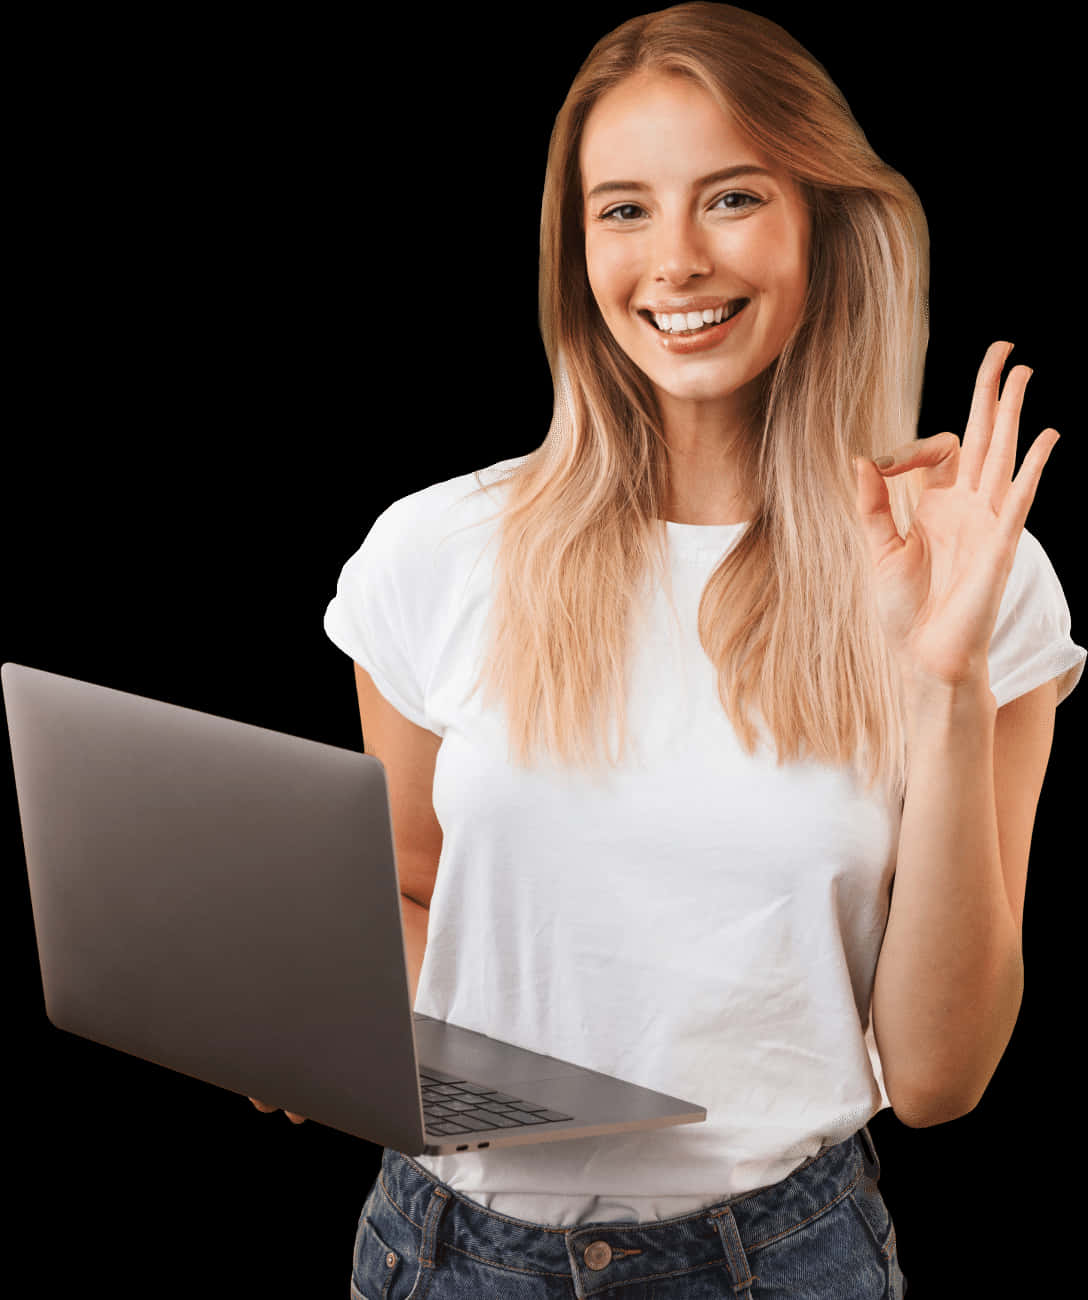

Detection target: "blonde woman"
[317, 4, 1082, 1296]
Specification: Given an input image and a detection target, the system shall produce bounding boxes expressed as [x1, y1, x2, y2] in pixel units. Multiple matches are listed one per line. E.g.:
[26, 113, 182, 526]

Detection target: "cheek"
[746, 228, 804, 290]
[747, 236, 809, 341]
[585, 238, 635, 313]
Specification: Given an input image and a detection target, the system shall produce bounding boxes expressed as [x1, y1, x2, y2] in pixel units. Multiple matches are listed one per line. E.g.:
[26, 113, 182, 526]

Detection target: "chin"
[646, 360, 755, 404]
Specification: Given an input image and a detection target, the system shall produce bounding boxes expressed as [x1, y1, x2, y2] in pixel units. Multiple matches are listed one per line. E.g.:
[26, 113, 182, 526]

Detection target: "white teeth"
[651, 303, 734, 332]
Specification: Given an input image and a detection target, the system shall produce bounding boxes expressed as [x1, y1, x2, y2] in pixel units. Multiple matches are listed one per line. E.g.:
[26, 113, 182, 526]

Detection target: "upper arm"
[993, 675, 1059, 942]
[354, 662, 443, 909]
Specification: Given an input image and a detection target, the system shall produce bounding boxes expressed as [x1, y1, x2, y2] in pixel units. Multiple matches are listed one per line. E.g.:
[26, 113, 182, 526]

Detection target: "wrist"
[898, 664, 997, 725]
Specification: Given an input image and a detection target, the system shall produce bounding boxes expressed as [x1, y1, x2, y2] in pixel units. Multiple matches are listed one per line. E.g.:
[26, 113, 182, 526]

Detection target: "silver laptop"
[3, 662, 706, 1156]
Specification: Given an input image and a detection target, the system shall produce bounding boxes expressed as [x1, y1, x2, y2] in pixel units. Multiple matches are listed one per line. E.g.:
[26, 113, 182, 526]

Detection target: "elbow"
[890, 1077, 982, 1129]
[884, 963, 1024, 1131]
[893, 1094, 976, 1129]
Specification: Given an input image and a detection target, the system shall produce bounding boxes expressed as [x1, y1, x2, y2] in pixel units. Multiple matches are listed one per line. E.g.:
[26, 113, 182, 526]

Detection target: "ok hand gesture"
[854, 340, 1061, 688]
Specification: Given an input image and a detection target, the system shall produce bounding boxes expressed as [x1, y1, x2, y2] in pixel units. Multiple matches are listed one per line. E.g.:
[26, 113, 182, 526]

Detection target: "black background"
[5, 4, 1080, 1296]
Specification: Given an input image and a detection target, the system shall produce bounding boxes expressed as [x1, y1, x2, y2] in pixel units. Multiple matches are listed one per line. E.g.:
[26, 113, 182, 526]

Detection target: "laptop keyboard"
[419, 1066, 575, 1136]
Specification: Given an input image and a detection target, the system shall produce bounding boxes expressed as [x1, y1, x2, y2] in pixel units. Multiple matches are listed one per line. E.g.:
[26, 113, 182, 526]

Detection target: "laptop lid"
[3, 660, 429, 1151]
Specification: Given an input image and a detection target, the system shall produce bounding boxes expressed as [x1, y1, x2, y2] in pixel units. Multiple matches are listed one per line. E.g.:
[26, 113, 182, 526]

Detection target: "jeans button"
[385, 1251, 396, 1268]
[584, 1241, 612, 1270]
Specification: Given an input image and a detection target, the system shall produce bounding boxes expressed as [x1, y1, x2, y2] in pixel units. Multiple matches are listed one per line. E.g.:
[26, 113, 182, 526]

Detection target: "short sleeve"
[988, 527, 1085, 709]
[323, 495, 439, 735]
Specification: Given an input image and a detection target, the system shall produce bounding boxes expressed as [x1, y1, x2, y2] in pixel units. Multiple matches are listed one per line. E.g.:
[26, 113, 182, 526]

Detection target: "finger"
[249, 1098, 277, 1113]
[285, 1112, 308, 1125]
[998, 428, 1060, 546]
[959, 340, 1015, 490]
[873, 432, 960, 491]
[853, 456, 901, 556]
[978, 364, 1032, 513]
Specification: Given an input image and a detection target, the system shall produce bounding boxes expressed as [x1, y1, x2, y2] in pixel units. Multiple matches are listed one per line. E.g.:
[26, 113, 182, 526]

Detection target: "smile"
[641, 299, 748, 334]
[637, 299, 750, 352]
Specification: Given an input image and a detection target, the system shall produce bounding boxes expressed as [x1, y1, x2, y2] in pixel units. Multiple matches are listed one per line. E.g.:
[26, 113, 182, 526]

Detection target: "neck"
[659, 421, 755, 526]
[654, 380, 761, 525]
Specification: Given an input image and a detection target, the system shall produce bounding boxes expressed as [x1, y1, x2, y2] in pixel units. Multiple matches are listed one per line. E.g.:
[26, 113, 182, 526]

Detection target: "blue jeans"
[350, 1125, 907, 1298]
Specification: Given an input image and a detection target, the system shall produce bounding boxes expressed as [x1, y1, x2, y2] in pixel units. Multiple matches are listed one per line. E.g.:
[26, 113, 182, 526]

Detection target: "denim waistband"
[375, 1126, 877, 1293]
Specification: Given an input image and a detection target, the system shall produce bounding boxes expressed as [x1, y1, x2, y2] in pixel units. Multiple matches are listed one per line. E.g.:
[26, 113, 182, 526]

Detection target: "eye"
[599, 202, 645, 223]
[713, 191, 762, 212]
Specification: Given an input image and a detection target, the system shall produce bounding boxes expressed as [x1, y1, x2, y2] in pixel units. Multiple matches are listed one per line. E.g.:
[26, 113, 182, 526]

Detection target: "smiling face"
[581, 70, 811, 433]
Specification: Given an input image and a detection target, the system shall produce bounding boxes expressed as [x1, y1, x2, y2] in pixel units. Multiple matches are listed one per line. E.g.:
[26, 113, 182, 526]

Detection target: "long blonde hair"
[450, 2, 928, 803]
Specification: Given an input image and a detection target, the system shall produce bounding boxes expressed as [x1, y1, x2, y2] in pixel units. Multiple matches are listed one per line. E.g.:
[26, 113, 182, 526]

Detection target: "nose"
[653, 214, 712, 284]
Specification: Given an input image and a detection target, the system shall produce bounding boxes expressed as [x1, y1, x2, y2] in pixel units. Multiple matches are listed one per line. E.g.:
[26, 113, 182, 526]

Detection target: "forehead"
[580, 71, 768, 188]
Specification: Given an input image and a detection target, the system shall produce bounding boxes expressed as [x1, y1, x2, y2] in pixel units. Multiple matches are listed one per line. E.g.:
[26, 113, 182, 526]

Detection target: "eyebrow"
[585, 164, 775, 204]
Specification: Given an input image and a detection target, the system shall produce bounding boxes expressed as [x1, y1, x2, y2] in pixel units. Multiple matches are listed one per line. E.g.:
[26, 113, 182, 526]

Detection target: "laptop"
[2, 662, 706, 1156]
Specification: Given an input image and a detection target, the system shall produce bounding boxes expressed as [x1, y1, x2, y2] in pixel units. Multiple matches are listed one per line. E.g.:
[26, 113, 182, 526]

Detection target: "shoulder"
[367, 455, 527, 555]
[324, 456, 529, 702]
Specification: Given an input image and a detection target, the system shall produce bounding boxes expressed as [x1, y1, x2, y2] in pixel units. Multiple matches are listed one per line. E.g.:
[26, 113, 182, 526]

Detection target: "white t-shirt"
[323, 456, 1085, 1226]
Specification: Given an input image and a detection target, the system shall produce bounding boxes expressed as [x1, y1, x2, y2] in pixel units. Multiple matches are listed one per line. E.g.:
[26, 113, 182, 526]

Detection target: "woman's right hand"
[248, 1097, 308, 1124]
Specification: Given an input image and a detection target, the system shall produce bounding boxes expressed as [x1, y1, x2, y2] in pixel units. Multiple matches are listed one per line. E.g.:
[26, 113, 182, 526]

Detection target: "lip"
[639, 295, 743, 315]
[640, 300, 749, 354]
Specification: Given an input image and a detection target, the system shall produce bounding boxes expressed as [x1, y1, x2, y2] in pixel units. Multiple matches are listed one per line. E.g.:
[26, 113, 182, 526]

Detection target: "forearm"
[872, 672, 1024, 1126]
[400, 893, 430, 1007]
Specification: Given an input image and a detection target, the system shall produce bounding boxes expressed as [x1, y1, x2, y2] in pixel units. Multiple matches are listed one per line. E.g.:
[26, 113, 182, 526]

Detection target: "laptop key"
[418, 1067, 467, 1084]
[461, 1110, 524, 1129]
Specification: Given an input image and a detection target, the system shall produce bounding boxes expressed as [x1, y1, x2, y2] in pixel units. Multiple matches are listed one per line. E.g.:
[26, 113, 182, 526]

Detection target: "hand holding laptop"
[249, 1097, 308, 1124]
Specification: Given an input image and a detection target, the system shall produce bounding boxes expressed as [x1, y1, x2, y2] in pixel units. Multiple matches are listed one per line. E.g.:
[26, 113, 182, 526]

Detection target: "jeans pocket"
[353, 1212, 422, 1300]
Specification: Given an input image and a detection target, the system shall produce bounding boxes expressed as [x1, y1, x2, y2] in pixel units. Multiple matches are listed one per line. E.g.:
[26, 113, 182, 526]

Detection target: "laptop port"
[456, 1144, 469, 1151]
[478, 1142, 490, 1148]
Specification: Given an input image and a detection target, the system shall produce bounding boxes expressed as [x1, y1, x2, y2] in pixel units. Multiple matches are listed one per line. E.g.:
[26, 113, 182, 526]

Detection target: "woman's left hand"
[854, 340, 1061, 688]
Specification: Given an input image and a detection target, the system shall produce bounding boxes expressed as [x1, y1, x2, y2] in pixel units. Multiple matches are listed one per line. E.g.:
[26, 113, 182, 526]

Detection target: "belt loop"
[417, 1185, 453, 1271]
[709, 1206, 758, 1297]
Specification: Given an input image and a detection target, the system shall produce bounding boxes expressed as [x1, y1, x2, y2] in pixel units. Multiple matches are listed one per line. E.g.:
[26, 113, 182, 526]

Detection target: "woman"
[298, 4, 1081, 1295]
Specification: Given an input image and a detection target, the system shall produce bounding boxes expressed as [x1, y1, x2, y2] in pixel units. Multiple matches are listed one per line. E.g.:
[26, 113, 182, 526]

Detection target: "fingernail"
[874, 456, 894, 470]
